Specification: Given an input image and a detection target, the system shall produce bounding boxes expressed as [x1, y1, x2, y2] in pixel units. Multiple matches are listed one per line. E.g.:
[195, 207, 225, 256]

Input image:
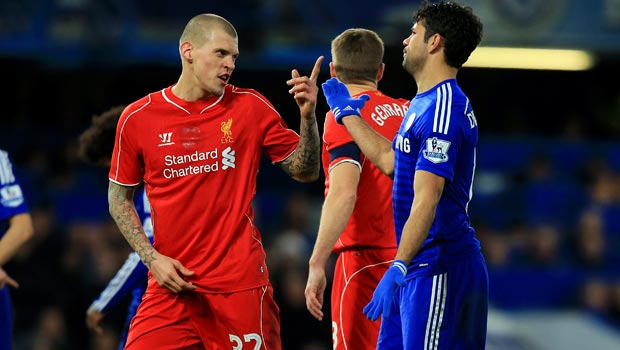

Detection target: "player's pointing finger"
[309, 56, 324, 82]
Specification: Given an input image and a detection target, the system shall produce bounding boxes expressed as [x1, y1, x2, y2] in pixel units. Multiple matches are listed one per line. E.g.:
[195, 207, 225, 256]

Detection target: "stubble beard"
[402, 56, 417, 78]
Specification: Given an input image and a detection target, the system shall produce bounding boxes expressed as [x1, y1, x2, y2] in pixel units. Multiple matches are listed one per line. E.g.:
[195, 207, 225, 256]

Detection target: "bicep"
[327, 141, 361, 185]
[327, 162, 360, 197]
[108, 182, 136, 207]
[8, 213, 33, 232]
[413, 170, 444, 209]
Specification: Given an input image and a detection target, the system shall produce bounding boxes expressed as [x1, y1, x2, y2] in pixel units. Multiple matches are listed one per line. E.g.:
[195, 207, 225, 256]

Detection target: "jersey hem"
[328, 159, 362, 173]
[146, 280, 270, 294]
[108, 178, 142, 187]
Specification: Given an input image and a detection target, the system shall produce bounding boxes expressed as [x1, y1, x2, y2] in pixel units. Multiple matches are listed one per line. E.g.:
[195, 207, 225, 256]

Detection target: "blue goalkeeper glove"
[362, 260, 407, 321]
[321, 77, 370, 124]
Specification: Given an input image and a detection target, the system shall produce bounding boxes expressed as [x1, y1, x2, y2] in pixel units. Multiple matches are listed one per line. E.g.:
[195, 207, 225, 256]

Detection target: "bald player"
[107, 13, 323, 349]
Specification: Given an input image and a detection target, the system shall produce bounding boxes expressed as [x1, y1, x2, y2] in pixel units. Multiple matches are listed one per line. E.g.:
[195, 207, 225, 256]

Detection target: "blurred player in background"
[322, 1, 488, 349]
[0, 149, 34, 350]
[78, 105, 151, 350]
[305, 28, 408, 349]
[107, 13, 322, 349]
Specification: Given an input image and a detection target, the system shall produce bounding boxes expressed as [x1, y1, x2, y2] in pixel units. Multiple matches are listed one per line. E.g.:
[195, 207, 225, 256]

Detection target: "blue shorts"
[378, 252, 488, 350]
[0, 287, 13, 350]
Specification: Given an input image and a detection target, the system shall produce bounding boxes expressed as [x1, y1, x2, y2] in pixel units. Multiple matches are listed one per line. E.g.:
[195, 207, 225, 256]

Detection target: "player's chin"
[210, 86, 225, 97]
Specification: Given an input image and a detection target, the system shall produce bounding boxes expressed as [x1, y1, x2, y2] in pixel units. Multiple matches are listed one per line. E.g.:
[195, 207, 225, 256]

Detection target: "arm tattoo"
[280, 115, 320, 182]
[108, 182, 157, 269]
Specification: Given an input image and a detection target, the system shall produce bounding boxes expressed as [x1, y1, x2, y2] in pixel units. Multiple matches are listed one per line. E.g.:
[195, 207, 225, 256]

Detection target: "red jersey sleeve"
[323, 110, 363, 173]
[250, 91, 299, 163]
[324, 110, 355, 150]
[109, 99, 149, 186]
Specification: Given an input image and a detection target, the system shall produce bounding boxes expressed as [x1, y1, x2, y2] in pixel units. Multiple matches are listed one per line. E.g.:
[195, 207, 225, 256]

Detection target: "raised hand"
[287, 56, 324, 119]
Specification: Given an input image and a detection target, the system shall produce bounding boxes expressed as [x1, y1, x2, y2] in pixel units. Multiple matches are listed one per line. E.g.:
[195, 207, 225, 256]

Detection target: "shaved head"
[180, 13, 238, 47]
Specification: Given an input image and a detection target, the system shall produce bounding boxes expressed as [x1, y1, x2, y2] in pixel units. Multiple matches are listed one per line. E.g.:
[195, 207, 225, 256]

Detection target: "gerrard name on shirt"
[371, 103, 408, 126]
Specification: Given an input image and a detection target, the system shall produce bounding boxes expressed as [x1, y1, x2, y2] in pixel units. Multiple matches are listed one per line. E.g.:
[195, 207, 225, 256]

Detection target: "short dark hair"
[415, 1, 483, 68]
[331, 28, 384, 84]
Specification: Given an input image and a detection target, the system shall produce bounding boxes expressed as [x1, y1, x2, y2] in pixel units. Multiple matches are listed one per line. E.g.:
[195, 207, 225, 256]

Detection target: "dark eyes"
[214, 49, 238, 61]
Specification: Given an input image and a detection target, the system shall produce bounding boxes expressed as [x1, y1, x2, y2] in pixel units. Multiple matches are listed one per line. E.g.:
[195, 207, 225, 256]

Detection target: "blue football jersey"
[0, 150, 29, 238]
[0, 149, 29, 350]
[392, 79, 481, 277]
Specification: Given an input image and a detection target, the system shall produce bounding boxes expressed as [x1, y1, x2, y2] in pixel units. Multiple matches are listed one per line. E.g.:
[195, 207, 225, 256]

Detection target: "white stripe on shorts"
[424, 272, 448, 350]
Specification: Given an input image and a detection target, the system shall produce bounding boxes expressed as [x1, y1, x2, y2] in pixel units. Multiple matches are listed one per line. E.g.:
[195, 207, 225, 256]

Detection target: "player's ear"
[329, 62, 337, 78]
[428, 33, 443, 53]
[377, 63, 385, 82]
[180, 41, 193, 63]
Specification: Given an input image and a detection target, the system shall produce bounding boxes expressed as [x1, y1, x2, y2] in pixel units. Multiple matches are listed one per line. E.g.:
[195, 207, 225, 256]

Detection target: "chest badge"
[158, 132, 174, 147]
[220, 118, 234, 144]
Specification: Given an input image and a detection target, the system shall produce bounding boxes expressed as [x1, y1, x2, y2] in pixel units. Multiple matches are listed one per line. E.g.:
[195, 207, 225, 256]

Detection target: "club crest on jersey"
[158, 132, 175, 147]
[0, 185, 24, 207]
[220, 118, 234, 144]
[423, 137, 450, 163]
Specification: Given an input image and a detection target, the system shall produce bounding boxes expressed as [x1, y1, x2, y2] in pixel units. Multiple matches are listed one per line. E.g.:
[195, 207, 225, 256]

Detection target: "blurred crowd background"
[1, 0, 620, 349]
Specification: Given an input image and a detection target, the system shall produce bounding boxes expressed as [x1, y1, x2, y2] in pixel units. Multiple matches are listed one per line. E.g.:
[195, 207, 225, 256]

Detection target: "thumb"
[358, 94, 370, 102]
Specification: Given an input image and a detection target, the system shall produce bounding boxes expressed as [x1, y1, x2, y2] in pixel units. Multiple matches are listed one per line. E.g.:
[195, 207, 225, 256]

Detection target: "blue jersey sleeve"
[413, 84, 465, 182]
[90, 251, 148, 313]
[0, 150, 29, 223]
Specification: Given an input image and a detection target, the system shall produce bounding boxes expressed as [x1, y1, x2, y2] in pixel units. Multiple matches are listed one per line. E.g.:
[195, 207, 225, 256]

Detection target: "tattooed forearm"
[108, 182, 157, 269]
[281, 114, 320, 182]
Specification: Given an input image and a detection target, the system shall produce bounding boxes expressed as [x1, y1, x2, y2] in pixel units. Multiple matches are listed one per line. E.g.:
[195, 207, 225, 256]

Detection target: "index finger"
[179, 280, 197, 291]
[6, 276, 18, 288]
[305, 296, 323, 320]
[309, 56, 324, 82]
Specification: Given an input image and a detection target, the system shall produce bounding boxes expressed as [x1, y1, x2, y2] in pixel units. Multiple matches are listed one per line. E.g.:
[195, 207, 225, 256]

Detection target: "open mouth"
[218, 74, 230, 83]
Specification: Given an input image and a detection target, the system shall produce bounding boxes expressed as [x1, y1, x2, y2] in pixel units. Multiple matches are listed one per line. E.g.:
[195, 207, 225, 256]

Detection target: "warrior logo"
[158, 132, 174, 147]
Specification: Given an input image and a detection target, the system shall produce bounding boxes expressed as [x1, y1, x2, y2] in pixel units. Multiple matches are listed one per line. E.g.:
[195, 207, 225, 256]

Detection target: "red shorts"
[125, 285, 281, 350]
[331, 248, 396, 350]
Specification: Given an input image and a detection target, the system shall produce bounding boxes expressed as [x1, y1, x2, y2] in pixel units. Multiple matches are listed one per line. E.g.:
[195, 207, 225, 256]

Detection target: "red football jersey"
[110, 85, 299, 293]
[322, 90, 409, 252]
